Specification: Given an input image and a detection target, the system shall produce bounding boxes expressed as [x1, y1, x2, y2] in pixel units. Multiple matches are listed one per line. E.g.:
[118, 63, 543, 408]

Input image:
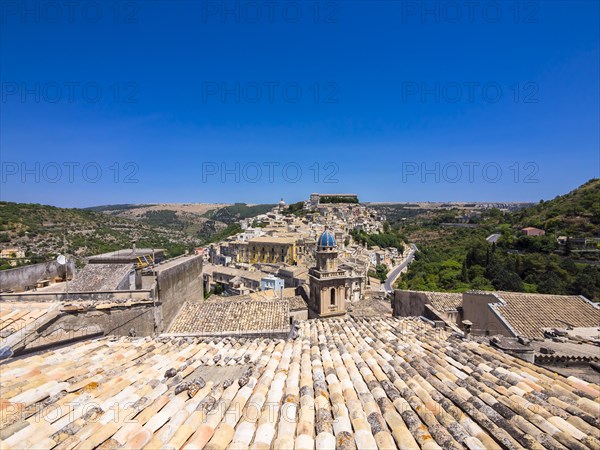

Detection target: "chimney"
[462, 320, 473, 339]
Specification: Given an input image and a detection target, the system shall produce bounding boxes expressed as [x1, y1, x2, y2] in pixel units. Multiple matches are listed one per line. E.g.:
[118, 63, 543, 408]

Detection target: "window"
[330, 288, 336, 306]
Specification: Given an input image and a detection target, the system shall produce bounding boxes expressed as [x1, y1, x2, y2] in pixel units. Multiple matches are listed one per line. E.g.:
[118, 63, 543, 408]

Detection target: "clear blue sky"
[1, 0, 599, 207]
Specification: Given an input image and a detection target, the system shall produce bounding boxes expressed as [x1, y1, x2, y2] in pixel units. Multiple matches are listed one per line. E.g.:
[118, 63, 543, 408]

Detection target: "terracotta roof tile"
[424, 292, 463, 311]
[2, 317, 600, 449]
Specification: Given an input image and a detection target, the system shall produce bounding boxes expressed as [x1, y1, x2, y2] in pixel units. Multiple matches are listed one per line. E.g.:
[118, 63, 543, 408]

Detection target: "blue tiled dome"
[317, 229, 337, 248]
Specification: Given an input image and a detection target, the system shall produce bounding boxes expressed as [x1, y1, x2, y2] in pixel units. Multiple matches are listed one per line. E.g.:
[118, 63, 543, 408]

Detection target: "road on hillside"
[383, 244, 417, 293]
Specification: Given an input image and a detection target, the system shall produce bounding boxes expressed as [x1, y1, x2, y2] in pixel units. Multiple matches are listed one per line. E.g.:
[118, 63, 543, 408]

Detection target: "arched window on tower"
[330, 287, 336, 306]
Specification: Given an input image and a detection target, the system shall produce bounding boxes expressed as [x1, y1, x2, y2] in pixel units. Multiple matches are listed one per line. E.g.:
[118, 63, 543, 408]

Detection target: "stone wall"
[393, 290, 431, 317]
[157, 255, 203, 329]
[462, 291, 515, 337]
[0, 259, 75, 292]
[0, 289, 154, 303]
[290, 309, 308, 322]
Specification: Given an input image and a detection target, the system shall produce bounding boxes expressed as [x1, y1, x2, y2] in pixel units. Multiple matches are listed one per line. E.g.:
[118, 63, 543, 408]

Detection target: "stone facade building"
[235, 236, 298, 265]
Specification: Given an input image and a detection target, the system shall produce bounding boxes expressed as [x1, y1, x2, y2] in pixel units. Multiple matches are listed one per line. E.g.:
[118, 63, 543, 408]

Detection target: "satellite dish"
[56, 255, 66, 265]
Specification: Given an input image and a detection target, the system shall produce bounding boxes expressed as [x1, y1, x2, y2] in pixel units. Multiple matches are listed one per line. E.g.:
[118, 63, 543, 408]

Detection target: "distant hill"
[511, 178, 600, 235]
[0, 202, 197, 268]
[395, 179, 600, 300]
[201, 203, 276, 224]
[87, 203, 230, 238]
[89, 202, 275, 241]
[84, 204, 154, 213]
[0, 201, 276, 270]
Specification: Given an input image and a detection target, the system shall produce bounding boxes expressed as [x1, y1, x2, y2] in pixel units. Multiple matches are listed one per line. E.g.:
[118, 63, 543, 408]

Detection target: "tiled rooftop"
[168, 300, 290, 336]
[348, 297, 392, 318]
[2, 316, 599, 449]
[206, 292, 307, 312]
[247, 288, 298, 301]
[493, 291, 600, 338]
[207, 265, 265, 283]
[424, 291, 463, 311]
[287, 296, 308, 312]
[0, 302, 61, 345]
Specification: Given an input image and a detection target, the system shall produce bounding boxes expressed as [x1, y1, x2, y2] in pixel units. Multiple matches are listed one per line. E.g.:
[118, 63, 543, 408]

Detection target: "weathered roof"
[167, 300, 290, 335]
[2, 317, 599, 450]
[492, 291, 600, 338]
[215, 291, 306, 311]
[287, 295, 308, 311]
[348, 296, 392, 318]
[0, 302, 61, 352]
[69, 263, 132, 292]
[88, 248, 164, 263]
[247, 287, 298, 301]
[210, 266, 265, 283]
[0, 299, 154, 358]
[424, 291, 463, 311]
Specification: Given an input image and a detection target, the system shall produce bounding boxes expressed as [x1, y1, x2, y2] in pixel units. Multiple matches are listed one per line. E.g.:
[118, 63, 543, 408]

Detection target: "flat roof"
[88, 248, 165, 262]
[249, 236, 297, 244]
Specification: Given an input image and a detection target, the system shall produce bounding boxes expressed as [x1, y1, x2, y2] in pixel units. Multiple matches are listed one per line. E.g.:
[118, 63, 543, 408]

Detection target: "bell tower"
[308, 227, 348, 318]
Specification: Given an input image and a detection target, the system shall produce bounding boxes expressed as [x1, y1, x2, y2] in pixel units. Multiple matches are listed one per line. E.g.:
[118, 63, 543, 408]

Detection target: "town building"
[393, 290, 463, 326]
[203, 264, 263, 295]
[238, 236, 298, 265]
[521, 226, 546, 236]
[308, 193, 359, 208]
[260, 274, 285, 295]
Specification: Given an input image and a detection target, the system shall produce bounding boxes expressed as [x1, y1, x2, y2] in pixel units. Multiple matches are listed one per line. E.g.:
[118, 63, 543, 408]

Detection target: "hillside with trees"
[396, 179, 600, 300]
[201, 203, 275, 223]
[0, 201, 275, 269]
[0, 202, 196, 269]
[511, 178, 600, 234]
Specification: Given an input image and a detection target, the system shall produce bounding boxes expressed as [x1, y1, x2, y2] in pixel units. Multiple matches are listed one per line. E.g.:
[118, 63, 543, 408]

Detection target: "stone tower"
[308, 227, 347, 318]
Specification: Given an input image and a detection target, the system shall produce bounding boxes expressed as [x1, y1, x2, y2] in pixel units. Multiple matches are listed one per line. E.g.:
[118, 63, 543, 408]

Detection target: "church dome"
[278, 198, 286, 207]
[317, 229, 337, 248]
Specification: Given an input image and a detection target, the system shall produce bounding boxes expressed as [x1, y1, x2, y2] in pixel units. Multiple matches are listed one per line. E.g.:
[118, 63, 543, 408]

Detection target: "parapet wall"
[0, 289, 153, 303]
[462, 291, 515, 337]
[0, 259, 75, 292]
[7, 304, 160, 357]
[157, 255, 203, 329]
[393, 290, 431, 317]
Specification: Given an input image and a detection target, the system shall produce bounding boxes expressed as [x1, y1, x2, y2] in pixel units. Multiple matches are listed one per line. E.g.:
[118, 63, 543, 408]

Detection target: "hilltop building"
[308, 193, 359, 208]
